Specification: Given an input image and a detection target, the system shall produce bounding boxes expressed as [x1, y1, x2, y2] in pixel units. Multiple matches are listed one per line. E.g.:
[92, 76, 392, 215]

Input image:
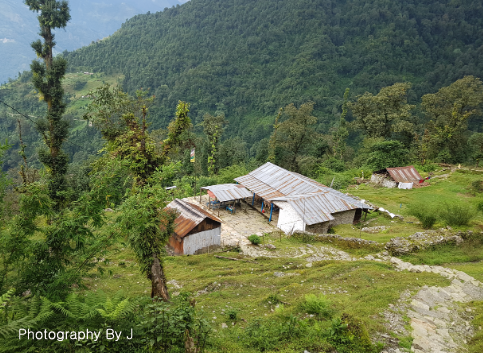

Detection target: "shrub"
[407, 203, 437, 229]
[365, 140, 409, 171]
[226, 309, 238, 321]
[471, 180, 483, 193]
[414, 163, 437, 173]
[248, 234, 261, 245]
[439, 203, 476, 226]
[322, 157, 346, 172]
[301, 294, 333, 319]
[477, 201, 483, 213]
[266, 294, 282, 305]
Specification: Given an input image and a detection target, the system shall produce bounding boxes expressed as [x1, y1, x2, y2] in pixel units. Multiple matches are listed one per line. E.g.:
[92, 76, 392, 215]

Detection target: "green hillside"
[2, 0, 483, 172]
[64, 0, 483, 136]
[0, 72, 122, 171]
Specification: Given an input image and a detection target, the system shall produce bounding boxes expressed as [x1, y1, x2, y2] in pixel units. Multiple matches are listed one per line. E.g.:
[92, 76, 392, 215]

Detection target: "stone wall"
[329, 209, 356, 227]
[306, 222, 330, 234]
[371, 174, 397, 188]
[382, 179, 397, 188]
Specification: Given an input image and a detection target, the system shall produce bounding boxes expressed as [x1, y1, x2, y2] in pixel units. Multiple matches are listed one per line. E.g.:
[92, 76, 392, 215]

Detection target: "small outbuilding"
[371, 166, 422, 189]
[165, 199, 222, 255]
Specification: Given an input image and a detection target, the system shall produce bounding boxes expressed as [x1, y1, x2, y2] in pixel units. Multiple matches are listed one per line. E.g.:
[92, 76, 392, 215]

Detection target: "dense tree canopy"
[63, 0, 483, 136]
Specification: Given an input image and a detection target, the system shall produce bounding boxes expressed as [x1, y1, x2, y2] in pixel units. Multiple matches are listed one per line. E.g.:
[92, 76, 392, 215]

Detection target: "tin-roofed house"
[371, 166, 422, 189]
[165, 199, 222, 255]
[234, 162, 372, 234]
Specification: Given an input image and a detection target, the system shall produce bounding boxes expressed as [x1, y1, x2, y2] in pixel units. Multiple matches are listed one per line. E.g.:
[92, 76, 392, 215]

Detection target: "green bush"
[241, 316, 305, 351]
[471, 180, 483, 193]
[439, 203, 476, 226]
[73, 80, 87, 90]
[248, 234, 261, 245]
[407, 203, 438, 229]
[414, 163, 437, 173]
[322, 157, 346, 172]
[365, 140, 409, 171]
[226, 309, 238, 321]
[266, 294, 282, 305]
[301, 294, 333, 319]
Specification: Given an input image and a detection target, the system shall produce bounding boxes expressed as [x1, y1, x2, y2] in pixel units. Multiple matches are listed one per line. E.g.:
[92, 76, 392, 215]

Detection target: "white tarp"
[398, 182, 413, 190]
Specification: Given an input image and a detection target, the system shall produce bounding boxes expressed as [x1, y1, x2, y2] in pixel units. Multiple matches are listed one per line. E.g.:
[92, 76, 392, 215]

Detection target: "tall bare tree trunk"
[150, 254, 170, 301]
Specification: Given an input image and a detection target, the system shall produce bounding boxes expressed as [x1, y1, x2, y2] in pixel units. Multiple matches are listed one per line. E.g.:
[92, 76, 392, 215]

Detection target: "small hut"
[371, 166, 422, 189]
[165, 199, 222, 255]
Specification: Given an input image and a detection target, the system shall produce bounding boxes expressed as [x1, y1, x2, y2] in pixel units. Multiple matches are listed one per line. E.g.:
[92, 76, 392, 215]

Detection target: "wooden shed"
[165, 199, 222, 255]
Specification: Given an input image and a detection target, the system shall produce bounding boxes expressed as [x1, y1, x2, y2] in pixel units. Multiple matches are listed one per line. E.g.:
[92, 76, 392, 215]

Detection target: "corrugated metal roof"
[235, 162, 372, 225]
[234, 163, 323, 200]
[321, 187, 372, 210]
[272, 192, 359, 225]
[200, 184, 253, 202]
[386, 166, 422, 183]
[165, 199, 221, 238]
[233, 174, 285, 200]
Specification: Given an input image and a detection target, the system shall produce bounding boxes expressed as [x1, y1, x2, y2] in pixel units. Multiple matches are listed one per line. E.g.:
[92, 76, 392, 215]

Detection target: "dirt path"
[387, 257, 483, 353]
[239, 243, 483, 353]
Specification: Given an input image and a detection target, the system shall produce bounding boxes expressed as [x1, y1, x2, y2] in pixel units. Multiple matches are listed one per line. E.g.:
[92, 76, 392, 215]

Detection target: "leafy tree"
[269, 102, 317, 172]
[84, 85, 192, 301]
[469, 133, 483, 167]
[349, 83, 415, 142]
[202, 113, 227, 175]
[332, 88, 350, 159]
[26, 0, 71, 209]
[365, 140, 409, 171]
[0, 141, 11, 221]
[422, 76, 483, 163]
[1, 1, 116, 300]
[267, 108, 283, 163]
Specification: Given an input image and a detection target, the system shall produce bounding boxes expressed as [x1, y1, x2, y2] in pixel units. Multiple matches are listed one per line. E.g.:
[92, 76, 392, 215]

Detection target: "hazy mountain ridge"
[0, 0, 189, 83]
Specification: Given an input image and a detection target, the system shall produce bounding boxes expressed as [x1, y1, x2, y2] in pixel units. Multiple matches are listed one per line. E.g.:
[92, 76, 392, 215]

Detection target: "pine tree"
[26, 0, 71, 209]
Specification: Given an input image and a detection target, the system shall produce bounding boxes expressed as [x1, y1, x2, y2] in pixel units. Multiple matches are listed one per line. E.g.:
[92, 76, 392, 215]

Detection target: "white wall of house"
[183, 227, 221, 255]
[274, 201, 306, 234]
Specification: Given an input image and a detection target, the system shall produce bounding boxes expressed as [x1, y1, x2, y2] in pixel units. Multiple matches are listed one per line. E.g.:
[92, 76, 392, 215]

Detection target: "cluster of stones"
[384, 230, 475, 255]
[313, 233, 383, 248]
[362, 226, 387, 233]
[379, 256, 483, 353]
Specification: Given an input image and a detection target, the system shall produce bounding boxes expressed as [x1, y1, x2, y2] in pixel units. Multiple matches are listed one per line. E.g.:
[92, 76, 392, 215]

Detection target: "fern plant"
[0, 290, 53, 339]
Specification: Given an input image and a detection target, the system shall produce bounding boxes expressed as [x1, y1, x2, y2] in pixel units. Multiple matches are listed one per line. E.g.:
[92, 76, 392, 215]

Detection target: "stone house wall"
[329, 209, 357, 227]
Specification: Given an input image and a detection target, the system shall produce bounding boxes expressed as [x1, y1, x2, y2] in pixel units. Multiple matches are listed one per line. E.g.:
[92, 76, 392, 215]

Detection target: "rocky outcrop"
[312, 233, 383, 248]
[385, 231, 467, 256]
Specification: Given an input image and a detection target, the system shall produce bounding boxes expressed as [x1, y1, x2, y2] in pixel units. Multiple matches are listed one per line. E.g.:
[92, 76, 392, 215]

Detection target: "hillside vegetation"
[64, 0, 483, 133]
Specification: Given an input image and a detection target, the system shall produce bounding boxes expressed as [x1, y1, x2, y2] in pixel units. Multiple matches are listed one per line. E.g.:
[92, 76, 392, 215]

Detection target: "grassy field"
[331, 168, 483, 242]
[467, 300, 483, 353]
[79, 232, 451, 352]
[75, 168, 483, 351]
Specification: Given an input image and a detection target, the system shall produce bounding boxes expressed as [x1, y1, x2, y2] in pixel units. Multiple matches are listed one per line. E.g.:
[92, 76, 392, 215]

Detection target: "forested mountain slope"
[0, 0, 188, 83]
[65, 0, 483, 136]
